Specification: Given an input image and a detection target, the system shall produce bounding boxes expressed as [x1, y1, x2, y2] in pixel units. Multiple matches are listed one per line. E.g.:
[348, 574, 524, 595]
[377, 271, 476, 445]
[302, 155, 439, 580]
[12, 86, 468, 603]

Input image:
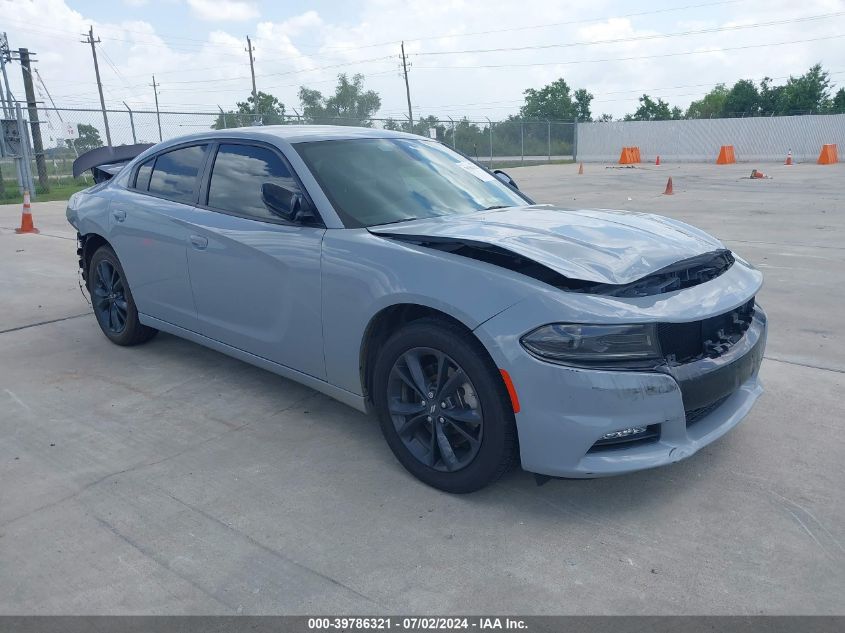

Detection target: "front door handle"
[112, 208, 126, 222]
[189, 235, 208, 250]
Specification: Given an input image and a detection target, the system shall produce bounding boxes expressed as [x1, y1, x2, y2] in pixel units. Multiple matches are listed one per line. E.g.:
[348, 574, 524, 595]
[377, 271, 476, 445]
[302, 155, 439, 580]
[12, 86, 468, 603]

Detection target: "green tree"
[69, 123, 103, 153]
[722, 79, 760, 117]
[213, 91, 286, 129]
[411, 115, 447, 138]
[573, 88, 593, 122]
[624, 94, 679, 121]
[596, 113, 614, 122]
[520, 78, 578, 120]
[830, 87, 845, 113]
[299, 73, 381, 126]
[686, 83, 729, 119]
[759, 76, 784, 115]
[779, 64, 831, 114]
[382, 117, 403, 131]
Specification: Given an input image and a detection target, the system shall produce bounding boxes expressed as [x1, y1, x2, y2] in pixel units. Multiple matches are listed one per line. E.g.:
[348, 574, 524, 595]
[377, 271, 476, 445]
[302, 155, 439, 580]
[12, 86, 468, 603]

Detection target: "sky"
[1, 0, 844, 123]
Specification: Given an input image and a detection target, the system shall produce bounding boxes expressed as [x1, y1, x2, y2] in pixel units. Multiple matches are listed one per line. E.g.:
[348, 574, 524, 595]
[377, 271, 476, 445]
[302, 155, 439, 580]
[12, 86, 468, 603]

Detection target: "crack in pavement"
[763, 355, 845, 375]
[0, 313, 91, 335]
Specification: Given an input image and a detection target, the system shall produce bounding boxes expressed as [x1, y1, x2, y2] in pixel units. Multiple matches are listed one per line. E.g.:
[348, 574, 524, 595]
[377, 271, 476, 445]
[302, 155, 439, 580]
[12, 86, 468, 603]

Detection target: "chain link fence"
[2, 106, 575, 198]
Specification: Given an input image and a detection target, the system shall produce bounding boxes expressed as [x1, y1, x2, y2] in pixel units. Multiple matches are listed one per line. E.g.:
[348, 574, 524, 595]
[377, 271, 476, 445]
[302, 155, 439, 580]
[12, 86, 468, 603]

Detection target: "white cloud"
[186, 0, 259, 22]
[2, 0, 842, 144]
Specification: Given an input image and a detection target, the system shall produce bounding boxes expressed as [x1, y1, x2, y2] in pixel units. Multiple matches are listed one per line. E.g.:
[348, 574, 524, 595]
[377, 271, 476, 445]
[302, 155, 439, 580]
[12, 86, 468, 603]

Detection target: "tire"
[88, 245, 158, 346]
[372, 318, 517, 493]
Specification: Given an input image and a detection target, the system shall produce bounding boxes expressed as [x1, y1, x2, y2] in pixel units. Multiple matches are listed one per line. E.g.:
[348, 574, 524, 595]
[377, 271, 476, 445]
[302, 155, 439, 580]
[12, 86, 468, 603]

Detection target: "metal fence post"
[123, 102, 137, 144]
[521, 120, 524, 164]
[14, 102, 35, 198]
[448, 116, 455, 148]
[485, 116, 493, 167]
[547, 120, 551, 162]
[573, 119, 578, 162]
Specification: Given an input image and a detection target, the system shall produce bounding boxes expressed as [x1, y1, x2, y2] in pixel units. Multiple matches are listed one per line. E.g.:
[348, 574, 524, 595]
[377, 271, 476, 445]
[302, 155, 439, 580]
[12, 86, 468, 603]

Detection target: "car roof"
[155, 125, 422, 147]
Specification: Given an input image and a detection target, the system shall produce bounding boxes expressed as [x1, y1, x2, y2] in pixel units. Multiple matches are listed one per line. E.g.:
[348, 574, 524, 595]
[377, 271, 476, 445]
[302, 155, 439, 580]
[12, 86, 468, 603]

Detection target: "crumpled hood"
[369, 205, 725, 285]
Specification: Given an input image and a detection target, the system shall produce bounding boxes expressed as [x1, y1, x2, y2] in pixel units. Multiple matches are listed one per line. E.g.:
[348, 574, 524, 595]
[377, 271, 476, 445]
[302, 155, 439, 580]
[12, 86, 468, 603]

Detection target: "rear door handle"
[112, 209, 126, 222]
[189, 235, 208, 250]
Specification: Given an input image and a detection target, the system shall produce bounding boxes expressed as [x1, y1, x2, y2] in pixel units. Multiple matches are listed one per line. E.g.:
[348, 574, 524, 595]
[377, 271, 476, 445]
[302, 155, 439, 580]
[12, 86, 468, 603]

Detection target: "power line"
[413, 11, 845, 57]
[0, 0, 768, 80]
[299, 0, 753, 52]
[412, 33, 845, 71]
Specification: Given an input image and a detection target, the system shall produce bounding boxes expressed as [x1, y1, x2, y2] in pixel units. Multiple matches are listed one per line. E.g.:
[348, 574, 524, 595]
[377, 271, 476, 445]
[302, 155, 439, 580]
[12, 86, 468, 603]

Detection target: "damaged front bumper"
[475, 263, 767, 478]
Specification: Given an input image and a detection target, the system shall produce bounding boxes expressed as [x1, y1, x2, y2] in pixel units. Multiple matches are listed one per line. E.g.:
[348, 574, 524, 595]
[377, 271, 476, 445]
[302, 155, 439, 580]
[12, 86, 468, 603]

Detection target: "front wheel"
[372, 318, 517, 493]
[88, 245, 158, 346]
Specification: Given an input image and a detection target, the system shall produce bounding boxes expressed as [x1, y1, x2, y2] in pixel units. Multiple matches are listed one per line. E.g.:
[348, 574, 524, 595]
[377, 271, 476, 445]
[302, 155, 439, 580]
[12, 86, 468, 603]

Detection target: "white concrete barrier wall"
[576, 114, 845, 163]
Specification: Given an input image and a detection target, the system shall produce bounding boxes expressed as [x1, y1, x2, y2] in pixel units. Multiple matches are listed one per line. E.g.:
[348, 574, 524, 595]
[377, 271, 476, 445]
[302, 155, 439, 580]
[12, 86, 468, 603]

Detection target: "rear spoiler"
[72, 143, 154, 182]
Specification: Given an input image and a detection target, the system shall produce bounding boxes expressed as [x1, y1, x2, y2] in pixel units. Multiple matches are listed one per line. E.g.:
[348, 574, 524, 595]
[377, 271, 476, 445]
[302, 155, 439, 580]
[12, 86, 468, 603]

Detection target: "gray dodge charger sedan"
[67, 126, 766, 492]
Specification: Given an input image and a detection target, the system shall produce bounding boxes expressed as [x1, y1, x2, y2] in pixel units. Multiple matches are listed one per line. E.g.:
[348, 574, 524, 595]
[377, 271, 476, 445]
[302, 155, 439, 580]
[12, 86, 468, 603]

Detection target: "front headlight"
[520, 323, 661, 368]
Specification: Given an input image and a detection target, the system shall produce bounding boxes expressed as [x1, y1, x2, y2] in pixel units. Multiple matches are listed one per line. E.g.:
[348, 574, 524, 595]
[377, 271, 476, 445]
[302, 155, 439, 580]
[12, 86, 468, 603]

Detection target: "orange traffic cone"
[785, 150, 793, 166]
[817, 144, 838, 164]
[663, 177, 673, 195]
[15, 191, 39, 234]
[655, 155, 661, 166]
[578, 162, 584, 175]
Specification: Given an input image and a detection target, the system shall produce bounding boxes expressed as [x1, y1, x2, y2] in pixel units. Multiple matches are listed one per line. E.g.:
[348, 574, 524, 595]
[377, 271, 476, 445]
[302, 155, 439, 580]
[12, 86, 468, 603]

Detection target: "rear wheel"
[88, 245, 157, 346]
[373, 318, 517, 493]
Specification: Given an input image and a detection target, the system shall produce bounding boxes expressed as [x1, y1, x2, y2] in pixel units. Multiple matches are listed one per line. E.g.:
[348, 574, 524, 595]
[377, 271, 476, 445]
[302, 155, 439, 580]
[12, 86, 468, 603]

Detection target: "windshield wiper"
[483, 205, 509, 210]
[372, 216, 418, 226]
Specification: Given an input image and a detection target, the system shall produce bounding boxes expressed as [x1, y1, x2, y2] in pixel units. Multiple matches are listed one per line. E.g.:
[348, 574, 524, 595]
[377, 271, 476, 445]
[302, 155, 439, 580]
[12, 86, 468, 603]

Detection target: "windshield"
[294, 138, 528, 228]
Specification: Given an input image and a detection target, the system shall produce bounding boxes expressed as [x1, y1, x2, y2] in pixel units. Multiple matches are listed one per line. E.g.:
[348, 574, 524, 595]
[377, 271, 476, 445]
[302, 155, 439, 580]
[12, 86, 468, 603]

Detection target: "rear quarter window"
[134, 158, 154, 191]
[147, 145, 208, 204]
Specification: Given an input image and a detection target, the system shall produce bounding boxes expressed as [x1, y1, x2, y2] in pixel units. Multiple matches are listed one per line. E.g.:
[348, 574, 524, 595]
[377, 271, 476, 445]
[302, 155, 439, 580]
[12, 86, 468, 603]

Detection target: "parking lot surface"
[1, 162, 843, 614]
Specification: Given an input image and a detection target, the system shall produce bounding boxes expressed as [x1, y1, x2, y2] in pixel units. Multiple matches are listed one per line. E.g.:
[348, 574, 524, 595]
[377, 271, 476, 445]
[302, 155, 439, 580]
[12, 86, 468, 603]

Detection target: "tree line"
[63, 63, 844, 157]
[212, 63, 843, 129]
[621, 64, 844, 121]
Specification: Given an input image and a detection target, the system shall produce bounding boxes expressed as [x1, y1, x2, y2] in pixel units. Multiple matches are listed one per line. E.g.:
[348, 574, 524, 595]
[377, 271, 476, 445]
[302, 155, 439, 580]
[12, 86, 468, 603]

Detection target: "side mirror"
[261, 182, 317, 224]
[493, 169, 518, 189]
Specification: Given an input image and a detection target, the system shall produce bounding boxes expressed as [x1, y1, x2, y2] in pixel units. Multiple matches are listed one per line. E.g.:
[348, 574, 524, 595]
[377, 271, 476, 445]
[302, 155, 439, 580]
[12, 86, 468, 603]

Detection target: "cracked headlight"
[520, 323, 661, 367]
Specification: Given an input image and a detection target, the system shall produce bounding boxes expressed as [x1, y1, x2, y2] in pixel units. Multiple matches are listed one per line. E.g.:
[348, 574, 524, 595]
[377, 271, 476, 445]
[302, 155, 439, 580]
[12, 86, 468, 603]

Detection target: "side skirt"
[139, 313, 369, 414]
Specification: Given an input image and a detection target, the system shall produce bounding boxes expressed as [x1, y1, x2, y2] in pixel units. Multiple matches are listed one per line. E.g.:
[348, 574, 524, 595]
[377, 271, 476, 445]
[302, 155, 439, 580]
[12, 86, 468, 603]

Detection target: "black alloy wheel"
[87, 245, 158, 346]
[387, 347, 484, 472]
[373, 318, 517, 493]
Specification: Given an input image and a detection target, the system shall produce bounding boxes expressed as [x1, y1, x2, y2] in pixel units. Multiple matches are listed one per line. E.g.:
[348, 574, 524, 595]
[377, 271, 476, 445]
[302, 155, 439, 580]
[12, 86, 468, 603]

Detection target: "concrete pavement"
[1, 163, 843, 614]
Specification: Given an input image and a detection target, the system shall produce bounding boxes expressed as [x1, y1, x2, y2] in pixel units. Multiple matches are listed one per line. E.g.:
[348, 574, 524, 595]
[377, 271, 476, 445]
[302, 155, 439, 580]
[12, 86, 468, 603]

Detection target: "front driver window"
[208, 144, 299, 221]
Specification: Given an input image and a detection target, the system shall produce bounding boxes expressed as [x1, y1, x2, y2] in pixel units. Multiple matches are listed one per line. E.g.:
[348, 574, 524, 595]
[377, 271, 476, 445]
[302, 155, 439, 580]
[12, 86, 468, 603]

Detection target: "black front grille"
[685, 396, 729, 427]
[658, 299, 755, 364]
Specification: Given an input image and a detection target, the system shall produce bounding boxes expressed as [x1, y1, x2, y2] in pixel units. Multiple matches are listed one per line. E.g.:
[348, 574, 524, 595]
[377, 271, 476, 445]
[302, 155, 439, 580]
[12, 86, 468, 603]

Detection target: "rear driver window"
[207, 144, 298, 221]
[148, 145, 207, 204]
[134, 157, 154, 190]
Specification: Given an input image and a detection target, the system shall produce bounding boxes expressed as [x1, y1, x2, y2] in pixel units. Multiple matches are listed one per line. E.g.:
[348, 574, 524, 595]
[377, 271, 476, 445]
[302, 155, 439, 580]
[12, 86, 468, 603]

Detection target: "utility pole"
[0, 32, 13, 118]
[0, 32, 11, 197]
[18, 48, 48, 190]
[150, 75, 162, 141]
[81, 26, 112, 146]
[245, 36, 258, 121]
[400, 41, 413, 130]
